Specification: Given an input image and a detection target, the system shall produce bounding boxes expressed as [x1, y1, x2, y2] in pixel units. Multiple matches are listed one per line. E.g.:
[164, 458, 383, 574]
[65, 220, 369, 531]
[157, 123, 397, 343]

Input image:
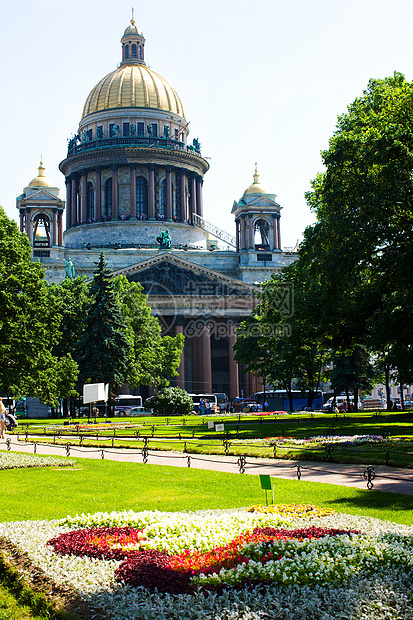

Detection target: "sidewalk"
[2, 433, 413, 495]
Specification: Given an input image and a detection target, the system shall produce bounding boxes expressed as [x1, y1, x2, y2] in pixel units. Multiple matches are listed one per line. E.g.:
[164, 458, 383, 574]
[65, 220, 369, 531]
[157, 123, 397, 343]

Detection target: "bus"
[254, 390, 324, 411]
[114, 395, 143, 416]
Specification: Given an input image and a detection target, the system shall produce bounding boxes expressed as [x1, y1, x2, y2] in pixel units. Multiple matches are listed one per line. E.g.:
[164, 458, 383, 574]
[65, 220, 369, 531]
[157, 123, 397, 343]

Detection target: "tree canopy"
[0, 207, 77, 403]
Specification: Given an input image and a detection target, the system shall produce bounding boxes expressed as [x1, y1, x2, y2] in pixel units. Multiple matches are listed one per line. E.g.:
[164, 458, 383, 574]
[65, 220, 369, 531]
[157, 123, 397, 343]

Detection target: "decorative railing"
[192, 213, 236, 248]
[66, 135, 202, 158]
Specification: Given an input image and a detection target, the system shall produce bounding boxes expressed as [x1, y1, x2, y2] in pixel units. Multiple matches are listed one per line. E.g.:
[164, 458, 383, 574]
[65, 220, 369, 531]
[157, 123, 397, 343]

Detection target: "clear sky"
[1, 0, 413, 248]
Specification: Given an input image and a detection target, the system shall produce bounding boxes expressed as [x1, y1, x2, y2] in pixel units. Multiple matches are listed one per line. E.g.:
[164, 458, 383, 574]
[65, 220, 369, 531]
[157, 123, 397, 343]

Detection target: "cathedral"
[16, 18, 297, 400]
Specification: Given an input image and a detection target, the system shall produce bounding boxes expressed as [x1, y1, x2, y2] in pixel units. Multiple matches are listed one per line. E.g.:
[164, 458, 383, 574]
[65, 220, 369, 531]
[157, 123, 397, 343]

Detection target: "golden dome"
[243, 165, 268, 196]
[81, 64, 185, 119]
[28, 162, 54, 188]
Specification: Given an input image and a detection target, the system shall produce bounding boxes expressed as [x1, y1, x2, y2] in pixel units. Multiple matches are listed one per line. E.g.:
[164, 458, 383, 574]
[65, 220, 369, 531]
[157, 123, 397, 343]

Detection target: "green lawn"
[1, 456, 413, 525]
[14, 410, 413, 468]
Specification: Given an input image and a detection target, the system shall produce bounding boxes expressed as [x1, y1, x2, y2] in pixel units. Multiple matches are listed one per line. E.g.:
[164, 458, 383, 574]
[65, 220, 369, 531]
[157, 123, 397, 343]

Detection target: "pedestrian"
[0, 397, 6, 439]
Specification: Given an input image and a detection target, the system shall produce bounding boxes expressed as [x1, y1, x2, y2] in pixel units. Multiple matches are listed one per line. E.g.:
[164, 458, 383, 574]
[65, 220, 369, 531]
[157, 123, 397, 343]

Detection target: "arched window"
[105, 178, 112, 219]
[254, 218, 270, 248]
[131, 43, 137, 57]
[33, 213, 51, 247]
[136, 176, 148, 217]
[86, 182, 95, 221]
[125, 45, 129, 59]
[159, 179, 166, 217]
[139, 45, 143, 60]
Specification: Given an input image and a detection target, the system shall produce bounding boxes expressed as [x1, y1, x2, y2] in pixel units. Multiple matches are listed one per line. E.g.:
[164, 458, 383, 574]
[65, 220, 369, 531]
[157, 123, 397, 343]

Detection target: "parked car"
[128, 406, 152, 416]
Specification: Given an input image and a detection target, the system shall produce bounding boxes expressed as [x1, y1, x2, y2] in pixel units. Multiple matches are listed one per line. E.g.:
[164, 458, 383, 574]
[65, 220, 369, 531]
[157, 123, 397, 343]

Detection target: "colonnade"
[65, 164, 204, 229]
[172, 317, 261, 400]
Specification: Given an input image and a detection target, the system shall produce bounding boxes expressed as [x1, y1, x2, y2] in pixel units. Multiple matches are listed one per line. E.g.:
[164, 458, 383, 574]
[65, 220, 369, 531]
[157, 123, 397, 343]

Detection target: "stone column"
[235, 219, 240, 252]
[58, 211, 63, 246]
[112, 167, 118, 219]
[191, 332, 199, 392]
[190, 175, 197, 221]
[248, 215, 254, 249]
[271, 214, 277, 250]
[95, 168, 102, 221]
[81, 172, 87, 223]
[277, 217, 281, 249]
[65, 178, 71, 230]
[228, 326, 239, 400]
[19, 210, 24, 233]
[166, 166, 172, 220]
[25, 208, 31, 237]
[52, 209, 57, 246]
[201, 323, 212, 393]
[175, 317, 185, 389]
[196, 177, 203, 218]
[130, 166, 137, 218]
[71, 177, 77, 227]
[148, 165, 155, 219]
[241, 216, 246, 251]
[180, 173, 186, 222]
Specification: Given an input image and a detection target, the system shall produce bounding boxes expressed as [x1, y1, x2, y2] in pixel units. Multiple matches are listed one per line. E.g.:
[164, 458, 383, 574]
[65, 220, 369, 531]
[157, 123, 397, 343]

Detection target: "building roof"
[81, 64, 185, 118]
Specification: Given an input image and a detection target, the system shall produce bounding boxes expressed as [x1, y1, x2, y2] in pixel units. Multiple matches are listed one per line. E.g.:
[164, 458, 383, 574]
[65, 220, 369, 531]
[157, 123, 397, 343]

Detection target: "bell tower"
[232, 165, 282, 254]
[16, 161, 65, 257]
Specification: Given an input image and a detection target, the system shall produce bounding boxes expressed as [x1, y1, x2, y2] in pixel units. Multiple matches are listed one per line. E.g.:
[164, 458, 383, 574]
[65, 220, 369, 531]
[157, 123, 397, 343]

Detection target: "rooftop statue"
[156, 229, 172, 250]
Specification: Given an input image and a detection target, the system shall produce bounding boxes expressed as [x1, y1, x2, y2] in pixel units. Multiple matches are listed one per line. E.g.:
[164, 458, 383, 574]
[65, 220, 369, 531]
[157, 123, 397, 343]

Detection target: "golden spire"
[253, 162, 259, 185]
[38, 160, 46, 177]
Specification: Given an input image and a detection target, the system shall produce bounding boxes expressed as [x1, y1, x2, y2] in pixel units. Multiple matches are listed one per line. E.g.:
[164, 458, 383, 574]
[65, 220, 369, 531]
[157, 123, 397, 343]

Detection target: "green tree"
[145, 387, 193, 416]
[113, 275, 184, 390]
[330, 346, 373, 411]
[75, 254, 131, 392]
[50, 276, 90, 358]
[234, 261, 328, 411]
[304, 73, 413, 356]
[0, 207, 76, 404]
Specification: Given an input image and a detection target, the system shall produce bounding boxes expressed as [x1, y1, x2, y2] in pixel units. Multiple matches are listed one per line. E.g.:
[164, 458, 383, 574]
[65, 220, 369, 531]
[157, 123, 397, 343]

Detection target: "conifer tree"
[75, 253, 131, 390]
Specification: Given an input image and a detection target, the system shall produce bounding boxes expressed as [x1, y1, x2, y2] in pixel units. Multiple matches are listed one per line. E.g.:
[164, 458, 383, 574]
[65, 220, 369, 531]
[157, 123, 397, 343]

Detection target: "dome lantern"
[120, 15, 145, 66]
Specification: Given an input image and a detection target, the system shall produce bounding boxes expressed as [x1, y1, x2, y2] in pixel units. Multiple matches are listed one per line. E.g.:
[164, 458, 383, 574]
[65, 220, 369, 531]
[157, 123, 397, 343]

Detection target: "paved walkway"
[2, 433, 413, 496]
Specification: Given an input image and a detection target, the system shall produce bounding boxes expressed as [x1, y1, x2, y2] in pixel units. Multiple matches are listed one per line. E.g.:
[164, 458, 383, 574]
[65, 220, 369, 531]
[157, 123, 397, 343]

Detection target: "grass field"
[13, 410, 413, 468]
[1, 456, 413, 525]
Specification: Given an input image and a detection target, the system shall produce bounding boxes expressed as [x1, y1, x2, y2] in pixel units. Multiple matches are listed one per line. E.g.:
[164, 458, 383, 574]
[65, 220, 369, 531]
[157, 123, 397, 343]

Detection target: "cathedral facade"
[16, 19, 297, 399]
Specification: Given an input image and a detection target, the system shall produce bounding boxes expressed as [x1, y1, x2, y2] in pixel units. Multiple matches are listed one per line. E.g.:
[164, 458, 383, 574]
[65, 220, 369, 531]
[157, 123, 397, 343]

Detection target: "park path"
[2, 432, 413, 496]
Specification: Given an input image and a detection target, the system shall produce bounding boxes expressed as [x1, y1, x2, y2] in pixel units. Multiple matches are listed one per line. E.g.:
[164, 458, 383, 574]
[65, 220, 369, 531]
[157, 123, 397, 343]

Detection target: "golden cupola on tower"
[59, 17, 209, 250]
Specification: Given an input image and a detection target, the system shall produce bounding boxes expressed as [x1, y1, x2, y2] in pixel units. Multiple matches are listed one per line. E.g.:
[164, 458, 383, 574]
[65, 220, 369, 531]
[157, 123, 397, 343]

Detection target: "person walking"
[0, 397, 7, 439]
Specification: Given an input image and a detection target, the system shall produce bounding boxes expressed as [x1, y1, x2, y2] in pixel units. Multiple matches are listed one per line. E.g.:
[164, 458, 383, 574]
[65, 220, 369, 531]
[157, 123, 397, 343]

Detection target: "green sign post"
[259, 474, 272, 505]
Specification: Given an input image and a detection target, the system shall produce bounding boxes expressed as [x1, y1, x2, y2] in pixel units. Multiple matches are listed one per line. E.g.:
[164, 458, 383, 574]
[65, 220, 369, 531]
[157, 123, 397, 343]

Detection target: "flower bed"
[0, 453, 76, 470]
[234, 434, 385, 446]
[1, 507, 413, 619]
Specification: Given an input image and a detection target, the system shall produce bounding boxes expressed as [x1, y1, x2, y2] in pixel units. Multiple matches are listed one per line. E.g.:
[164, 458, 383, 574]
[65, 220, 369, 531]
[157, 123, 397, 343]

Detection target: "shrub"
[145, 387, 193, 416]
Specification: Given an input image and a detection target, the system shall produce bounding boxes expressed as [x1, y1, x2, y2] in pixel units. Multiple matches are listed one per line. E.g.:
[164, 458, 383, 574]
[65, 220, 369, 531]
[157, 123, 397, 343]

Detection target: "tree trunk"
[385, 364, 392, 411]
[400, 379, 405, 411]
